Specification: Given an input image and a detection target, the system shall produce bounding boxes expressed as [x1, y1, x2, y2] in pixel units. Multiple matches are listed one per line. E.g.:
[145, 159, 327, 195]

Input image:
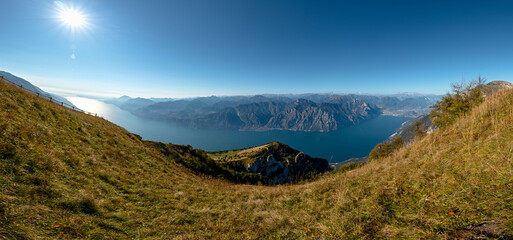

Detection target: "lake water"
[67, 97, 410, 163]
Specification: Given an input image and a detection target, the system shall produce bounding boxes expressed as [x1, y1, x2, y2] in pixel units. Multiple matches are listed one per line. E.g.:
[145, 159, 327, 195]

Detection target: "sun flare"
[54, 1, 89, 32]
[59, 8, 85, 28]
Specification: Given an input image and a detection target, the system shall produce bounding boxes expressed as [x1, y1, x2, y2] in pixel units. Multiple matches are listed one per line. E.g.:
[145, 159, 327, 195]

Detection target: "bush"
[430, 76, 486, 128]
[368, 136, 403, 161]
[412, 120, 427, 138]
[148, 141, 264, 184]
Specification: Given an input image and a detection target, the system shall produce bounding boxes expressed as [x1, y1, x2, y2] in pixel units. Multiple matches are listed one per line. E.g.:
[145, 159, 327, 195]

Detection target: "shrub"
[430, 76, 486, 128]
[368, 136, 403, 161]
[148, 141, 264, 184]
[412, 120, 427, 138]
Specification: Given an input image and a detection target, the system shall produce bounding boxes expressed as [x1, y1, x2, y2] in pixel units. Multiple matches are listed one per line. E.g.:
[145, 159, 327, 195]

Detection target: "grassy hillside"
[149, 141, 264, 184]
[208, 142, 298, 178]
[209, 142, 304, 163]
[208, 141, 329, 184]
[1, 79, 512, 239]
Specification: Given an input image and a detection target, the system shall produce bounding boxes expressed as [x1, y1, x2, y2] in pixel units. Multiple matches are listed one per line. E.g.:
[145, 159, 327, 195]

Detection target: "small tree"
[390, 136, 403, 151]
[430, 76, 486, 128]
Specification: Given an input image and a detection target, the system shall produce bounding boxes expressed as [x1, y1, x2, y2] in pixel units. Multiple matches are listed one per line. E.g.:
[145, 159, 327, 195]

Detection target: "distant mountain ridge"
[105, 96, 155, 112]
[108, 92, 440, 132]
[132, 96, 381, 131]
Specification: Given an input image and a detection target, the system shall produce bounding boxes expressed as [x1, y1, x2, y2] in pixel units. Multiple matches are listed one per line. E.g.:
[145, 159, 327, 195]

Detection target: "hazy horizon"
[39, 81, 443, 100]
[0, 69, 493, 99]
[2, 1, 513, 97]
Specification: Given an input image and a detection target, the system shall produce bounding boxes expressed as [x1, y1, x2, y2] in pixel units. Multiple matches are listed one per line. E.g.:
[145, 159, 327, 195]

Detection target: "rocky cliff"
[131, 97, 381, 132]
[248, 155, 290, 185]
[210, 142, 330, 185]
[261, 99, 380, 131]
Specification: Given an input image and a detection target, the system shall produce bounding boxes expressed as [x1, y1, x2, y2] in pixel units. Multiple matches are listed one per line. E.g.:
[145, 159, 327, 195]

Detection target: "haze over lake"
[68, 97, 410, 163]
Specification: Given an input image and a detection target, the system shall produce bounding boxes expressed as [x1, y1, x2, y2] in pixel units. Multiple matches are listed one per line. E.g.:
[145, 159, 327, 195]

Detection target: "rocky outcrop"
[247, 151, 330, 185]
[289, 152, 330, 182]
[478, 80, 513, 96]
[248, 155, 290, 185]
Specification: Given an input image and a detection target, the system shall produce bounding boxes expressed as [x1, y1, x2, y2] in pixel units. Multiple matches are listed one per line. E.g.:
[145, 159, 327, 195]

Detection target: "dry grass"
[237, 143, 273, 156]
[208, 142, 278, 164]
[208, 142, 297, 169]
[1, 80, 512, 239]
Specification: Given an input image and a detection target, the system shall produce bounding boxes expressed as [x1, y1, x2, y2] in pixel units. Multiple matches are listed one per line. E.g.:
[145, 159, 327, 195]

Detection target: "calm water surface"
[68, 97, 410, 163]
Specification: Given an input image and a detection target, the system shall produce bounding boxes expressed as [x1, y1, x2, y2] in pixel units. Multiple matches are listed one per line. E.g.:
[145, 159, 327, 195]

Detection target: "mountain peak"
[487, 80, 513, 87]
[292, 98, 316, 105]
[479, 80, 513, 96]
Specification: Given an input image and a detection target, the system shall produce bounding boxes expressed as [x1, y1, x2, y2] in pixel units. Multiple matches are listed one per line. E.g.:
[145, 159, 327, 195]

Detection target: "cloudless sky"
[1, 0, 513, 97]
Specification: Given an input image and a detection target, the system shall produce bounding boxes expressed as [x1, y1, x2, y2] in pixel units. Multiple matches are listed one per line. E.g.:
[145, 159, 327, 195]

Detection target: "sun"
[54, 1, 90, 33]
[59, 8, 85, 28]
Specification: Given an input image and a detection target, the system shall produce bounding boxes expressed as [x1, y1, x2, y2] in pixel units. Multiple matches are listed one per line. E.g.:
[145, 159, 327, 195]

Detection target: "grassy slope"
[1, 79, 512, 239]
[209, 141, 301, 165]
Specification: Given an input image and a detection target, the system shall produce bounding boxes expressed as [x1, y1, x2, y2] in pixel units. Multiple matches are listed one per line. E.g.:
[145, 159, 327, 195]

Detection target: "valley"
[1, 73, 513, 239]
[107, 92, 438, 132]
[69, 96, 410, 163]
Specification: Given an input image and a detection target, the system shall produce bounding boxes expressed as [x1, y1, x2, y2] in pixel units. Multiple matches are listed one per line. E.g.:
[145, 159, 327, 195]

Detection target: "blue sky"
[1, 0, 513, 97]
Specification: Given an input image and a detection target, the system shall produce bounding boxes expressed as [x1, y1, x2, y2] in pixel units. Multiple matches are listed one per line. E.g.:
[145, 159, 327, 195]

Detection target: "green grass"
[1, 79, 512, 239]
[207, 141, 298, 165]
[208, 149, 243, 160]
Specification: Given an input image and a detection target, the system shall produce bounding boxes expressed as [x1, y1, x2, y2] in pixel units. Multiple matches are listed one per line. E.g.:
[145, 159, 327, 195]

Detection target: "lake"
[67, 97, 410, 163]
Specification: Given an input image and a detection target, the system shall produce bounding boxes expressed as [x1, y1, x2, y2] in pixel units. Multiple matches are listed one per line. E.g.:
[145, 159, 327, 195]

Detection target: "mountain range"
[107, 92, 440, 132]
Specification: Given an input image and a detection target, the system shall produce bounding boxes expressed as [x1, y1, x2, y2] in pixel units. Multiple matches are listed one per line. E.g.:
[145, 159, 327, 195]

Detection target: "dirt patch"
[458, 220, 511, 239]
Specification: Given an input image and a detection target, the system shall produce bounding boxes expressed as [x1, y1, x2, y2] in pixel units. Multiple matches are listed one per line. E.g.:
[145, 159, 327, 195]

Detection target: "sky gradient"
[2, 0, 513, 97]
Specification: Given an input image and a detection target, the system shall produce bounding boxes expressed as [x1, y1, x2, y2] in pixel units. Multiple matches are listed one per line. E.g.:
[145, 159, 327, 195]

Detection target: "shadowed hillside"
[1, 79, 513, 239]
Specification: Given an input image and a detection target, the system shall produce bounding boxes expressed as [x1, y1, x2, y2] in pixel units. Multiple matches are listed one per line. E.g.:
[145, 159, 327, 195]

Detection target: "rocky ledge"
[247, 150, 330, 185]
